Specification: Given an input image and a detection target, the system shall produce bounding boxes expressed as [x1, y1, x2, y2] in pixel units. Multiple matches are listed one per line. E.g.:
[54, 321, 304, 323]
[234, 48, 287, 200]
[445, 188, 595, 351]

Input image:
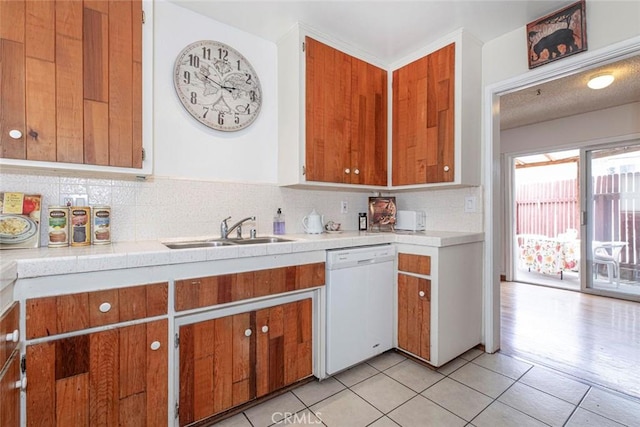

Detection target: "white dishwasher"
[326, 244, 396, 375]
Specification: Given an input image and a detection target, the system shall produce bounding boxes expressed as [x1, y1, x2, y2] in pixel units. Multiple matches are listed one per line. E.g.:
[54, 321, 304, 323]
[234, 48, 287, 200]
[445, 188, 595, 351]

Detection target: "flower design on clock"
[173, 40, 262, 131]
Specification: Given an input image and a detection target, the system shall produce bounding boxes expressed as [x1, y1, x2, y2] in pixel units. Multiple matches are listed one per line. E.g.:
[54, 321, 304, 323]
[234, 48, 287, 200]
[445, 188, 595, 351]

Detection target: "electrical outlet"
[60, 194, 87, 206]
[340, 201, 348, 214]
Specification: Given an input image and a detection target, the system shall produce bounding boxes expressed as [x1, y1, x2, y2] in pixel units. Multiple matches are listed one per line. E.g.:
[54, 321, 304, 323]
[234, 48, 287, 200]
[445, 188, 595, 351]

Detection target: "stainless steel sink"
[163, 236, 292, 249]
[229, 237, 292, 245]
[163, 240, 236, 249]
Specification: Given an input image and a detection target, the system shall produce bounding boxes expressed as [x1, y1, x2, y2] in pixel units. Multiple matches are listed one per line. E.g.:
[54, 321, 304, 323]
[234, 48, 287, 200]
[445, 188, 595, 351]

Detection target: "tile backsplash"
[0, 171, 483, 244]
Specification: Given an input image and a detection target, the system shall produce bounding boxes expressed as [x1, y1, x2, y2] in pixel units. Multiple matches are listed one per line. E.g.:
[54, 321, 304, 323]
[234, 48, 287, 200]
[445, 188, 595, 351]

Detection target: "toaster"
[395, 210, 426, 231]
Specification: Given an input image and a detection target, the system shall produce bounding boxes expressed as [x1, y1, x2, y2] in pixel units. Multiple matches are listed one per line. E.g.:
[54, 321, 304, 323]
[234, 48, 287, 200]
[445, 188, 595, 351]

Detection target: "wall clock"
[173, 40, 262, 131]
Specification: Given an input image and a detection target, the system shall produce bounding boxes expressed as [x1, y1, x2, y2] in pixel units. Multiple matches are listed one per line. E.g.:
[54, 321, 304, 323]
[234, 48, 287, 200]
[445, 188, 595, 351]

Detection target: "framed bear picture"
[527, 0, 587, 69]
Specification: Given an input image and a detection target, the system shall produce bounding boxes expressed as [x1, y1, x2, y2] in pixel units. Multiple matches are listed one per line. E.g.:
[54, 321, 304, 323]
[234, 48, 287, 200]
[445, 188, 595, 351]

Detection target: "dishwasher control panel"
[326, 244, 396, 269]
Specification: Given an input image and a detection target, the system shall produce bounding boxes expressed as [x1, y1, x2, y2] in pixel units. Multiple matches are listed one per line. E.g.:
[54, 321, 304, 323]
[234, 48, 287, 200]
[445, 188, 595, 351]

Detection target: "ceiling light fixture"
[587, 73, 615, 90]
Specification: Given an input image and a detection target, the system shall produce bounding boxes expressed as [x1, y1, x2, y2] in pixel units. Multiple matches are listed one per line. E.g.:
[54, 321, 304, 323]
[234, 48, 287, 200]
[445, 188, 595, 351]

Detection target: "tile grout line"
[242, 349, 640, 427]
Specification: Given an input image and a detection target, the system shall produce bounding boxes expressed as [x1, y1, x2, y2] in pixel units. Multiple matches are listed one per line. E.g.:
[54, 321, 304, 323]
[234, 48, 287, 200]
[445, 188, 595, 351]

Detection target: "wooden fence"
[516, 173, 640, 268]
[515, 178, 580, 239]
[592, 172, 640, 267]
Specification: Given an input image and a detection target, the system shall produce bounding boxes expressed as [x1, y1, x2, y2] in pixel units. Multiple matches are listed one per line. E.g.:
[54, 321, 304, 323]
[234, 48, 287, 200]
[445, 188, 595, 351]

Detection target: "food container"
[70, 207, 91, 246]
[92, 206, 111, 244]
[47, 206, 69, 247]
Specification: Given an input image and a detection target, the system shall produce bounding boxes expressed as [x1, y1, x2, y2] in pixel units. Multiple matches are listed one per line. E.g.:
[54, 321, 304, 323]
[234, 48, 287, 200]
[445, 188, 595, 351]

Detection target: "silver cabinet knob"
[9, 130, 22, 139]
[150, 341, 161, 351]
[354, 168, 360, 175]
[244, 328, 252, 337]
[15, 377, 27, 390]
[99, 302, 111, 313]
[5, 330, 19, 343]
[261, 325, 269, 333]
[344, 168, 350, 174]
[444, 166, 450, 172]
[419, 291, 425, 297]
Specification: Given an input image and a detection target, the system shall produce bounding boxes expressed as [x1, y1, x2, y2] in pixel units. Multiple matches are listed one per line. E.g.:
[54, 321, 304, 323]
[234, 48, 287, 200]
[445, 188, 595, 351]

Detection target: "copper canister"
[47, 206, 69, 247]
[92, 206, 111, 244]
[70, 207, 91, 246]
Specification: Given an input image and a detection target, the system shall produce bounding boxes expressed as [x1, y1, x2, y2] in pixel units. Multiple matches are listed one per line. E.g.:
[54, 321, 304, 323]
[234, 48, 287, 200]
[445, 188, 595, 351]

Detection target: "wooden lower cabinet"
[255, 299, 313, 397]
[0, 353, 20, 427]
[178, 299, 312, 426]
[397, 273, 431, 360]
[25, 319, 168, 426]
[0, 302, 20, 427]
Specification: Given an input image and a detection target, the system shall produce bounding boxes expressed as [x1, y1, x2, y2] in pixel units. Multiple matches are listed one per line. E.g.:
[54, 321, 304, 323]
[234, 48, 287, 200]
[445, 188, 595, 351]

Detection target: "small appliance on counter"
[395, 210, 426, 231]
[302, 209, 324, 234]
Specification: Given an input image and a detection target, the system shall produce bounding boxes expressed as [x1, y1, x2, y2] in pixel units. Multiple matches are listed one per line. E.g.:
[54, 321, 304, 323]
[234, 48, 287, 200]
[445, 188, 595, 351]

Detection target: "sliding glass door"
[584, 143, 640, 296]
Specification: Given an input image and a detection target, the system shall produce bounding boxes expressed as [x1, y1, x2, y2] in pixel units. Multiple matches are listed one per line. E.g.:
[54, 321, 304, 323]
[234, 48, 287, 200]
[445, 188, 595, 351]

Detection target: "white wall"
[482, 0, 640, 87]
[153, 0, 279, 183]
[501, 102, 640, 154]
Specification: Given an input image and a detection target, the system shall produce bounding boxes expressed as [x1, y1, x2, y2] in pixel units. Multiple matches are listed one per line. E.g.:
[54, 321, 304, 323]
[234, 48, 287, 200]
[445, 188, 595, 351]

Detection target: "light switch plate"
[464, 196, 477, 213]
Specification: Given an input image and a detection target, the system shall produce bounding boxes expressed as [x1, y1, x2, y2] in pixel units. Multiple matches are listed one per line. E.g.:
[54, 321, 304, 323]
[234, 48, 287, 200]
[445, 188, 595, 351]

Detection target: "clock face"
[173, 40, 262, 131]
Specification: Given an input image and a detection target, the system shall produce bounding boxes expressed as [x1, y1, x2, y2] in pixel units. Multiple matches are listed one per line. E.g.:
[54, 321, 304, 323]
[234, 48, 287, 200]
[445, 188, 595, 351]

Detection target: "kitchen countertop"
[0, 230, 483, 307]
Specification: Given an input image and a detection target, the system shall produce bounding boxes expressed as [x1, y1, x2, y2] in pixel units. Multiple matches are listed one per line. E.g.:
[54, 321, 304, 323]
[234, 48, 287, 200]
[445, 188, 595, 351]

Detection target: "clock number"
[237, 60, 241, 71]
[218, 112, 224, 125]
[249, 90, 257, 102]
[202, 47, 211, 60]
[190, 92, 197, 104]
[234, 114, 240, 124]
[245, 74, 252, 84]
[218, 48, 228, 61]
[183, 71, 190, 85]
[202, 106, 209, 118]
[189, 54, 199, 68]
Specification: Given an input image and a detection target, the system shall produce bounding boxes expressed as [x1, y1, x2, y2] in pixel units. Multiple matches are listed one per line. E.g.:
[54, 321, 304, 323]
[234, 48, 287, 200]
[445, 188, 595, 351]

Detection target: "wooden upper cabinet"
[392, 43, 455, 186]
[305, 37, 387, 186]
[0, 0, 143, 169]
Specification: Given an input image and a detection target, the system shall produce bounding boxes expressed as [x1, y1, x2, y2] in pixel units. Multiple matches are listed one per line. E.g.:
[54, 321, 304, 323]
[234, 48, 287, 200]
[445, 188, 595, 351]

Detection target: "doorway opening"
[512, 149, 580, 291]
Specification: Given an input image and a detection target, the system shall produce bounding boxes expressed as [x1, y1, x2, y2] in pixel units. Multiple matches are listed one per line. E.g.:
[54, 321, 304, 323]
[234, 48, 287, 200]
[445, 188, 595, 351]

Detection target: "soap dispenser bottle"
[273, 208, 285, 235]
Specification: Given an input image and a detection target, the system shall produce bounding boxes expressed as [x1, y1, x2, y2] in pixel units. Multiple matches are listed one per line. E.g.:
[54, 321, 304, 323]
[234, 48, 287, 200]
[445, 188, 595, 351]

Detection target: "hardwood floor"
[500, 281, 640, 399]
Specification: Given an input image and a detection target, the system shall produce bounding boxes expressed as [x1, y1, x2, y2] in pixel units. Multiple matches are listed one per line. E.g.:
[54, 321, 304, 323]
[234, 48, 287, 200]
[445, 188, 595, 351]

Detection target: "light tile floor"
[213, 350, 640, 427]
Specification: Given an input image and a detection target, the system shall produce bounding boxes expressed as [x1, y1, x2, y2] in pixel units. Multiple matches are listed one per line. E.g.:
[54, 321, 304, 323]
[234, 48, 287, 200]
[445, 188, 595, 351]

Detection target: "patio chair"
[593, 242, 625, 286]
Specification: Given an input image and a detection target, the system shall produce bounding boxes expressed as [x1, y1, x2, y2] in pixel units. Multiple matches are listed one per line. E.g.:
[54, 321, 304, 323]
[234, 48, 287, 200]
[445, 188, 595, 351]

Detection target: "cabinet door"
[178, 313, 252, 426]
[392, 43, 455, 185]
[397, 273, 431, 360]
[305, 37, 388, 186]
[350, 58, 388, 186]
[305, 37, 353, 183]
[255, 299, 312, 397]
[26, 319, 168, 426]
[26, 282, 168, 339]
[0, 302, 19, 369]
[0, 0, 142, 168]
[0, 353, 20, 427]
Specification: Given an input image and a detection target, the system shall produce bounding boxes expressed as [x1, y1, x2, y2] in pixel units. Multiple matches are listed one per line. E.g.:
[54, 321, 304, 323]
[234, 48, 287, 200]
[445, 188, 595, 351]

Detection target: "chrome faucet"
[220, 216, 256, 239]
